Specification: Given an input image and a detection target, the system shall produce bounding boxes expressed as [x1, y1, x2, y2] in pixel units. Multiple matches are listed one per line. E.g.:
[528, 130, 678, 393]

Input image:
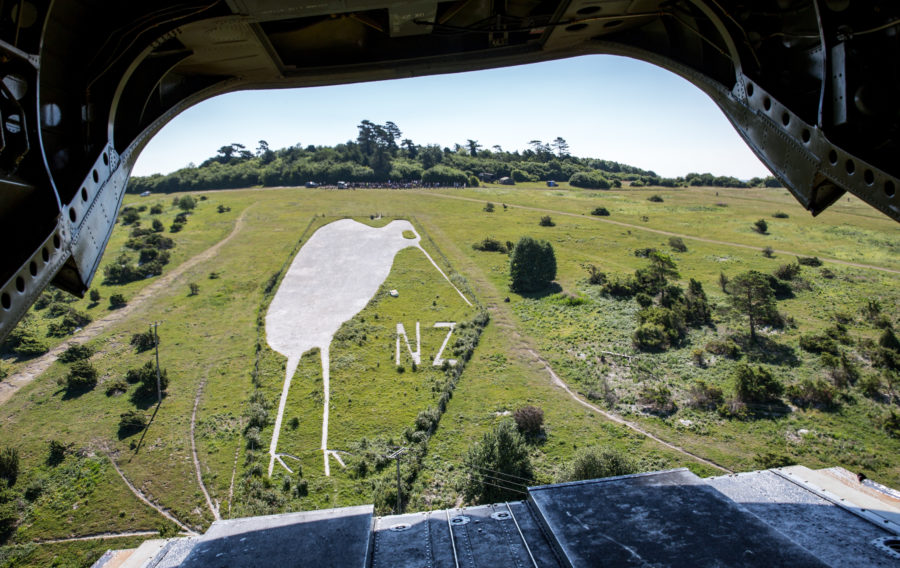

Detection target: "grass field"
[0, 182, 897, 566]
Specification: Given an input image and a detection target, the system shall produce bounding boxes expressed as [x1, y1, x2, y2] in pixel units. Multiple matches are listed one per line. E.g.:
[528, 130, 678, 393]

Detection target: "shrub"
[47, 440, 67, 465]
[879, 408, 900, 439]
[879, 328, 900, 352]
[859, 374, 883, 399]
[799, 333, 839, 355]
[569, 171, 611, 189]
[64, 360, 97, 390]
[761, 246, 775, 258]
[638, 383, 676, 415]
[590, 207, 610, 216]
[464, 421, 532, 503]
[773, 262, 801, 281]
[130, 331, 156, 352]
[634, 292, 653, 308]
[538, 215, 555, 227]
[105, 378, 128, 396]
[647, 194, 664, 203]
[58, 344, 93, 363]
[89, 289, 101, 303]
[150, 204, 163, 214]
[468, 175, 480, 187]
[119, 411, 146, 436]
[509, 236, 557, 293]
[632, 323, 668, 351]
[169, 221, 184, 233]
[0, 447, 19, 485]
[483, 202, 494, 212]
[601, 275, 637, 298]
[109, 294, 127, 308]
[120, 208, 140, 225]
[668, 237, 687, 252]
[189, 282, 200, 296]
[787, 378, 837, 409]
[151, 219, 164, 232]
[733, 364, 783, 403]
[513, 405, 544, 436]
[753, 219, 769, 234]
[47, 309, 92, 337]
[706, 338, 742, 359]
[797, 256, 822, 267]
[125, 361, 168, 395]
[772, 211, 789, 218]
[585, 264, 606, 285]
[687, 380, 724, 410]
[559, 447, 638, 482]
[177, 195, 196, 211]
[472, 237, 506, 253]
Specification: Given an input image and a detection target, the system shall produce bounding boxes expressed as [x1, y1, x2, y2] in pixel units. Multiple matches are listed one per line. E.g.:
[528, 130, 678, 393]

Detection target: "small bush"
[879, 328, 900, 352]
[639, 383, 676, 414]
[189, 282, 200, 296]
[590, 207, 610, 216]
[772, 211, 789, 218]
[59, 344, 93, 363]
[150, 204, 163, 214]
[634, 292, 653, 308]
[773, 262, 801, 281]
[89, 289, 101, 303]
[753, 219, 769, 234]
[151, 219, 164, 232]
[47, 440, 67, 466]
[797, 256, 822, 267]
[633, 248, 657, 258]
[109, 294, 127, 308]
[130, 331, 156, 352]
[105, 378, 128, 396]
[64, 360, 98, 390]
[799, 333, 839, 355]
[687, 380, 724, 410]
[647, 194, 664, 203]
[706, 339, 742, 359]
[787, 378, 837, 409]
[472, 237, 507, 253]
[585, 264, 606, 286]
[513, 405, 544, 436]
[483, 202, 494, 212]
[632, 323, 668, 351]
[733, 364, 783, 403]
[761, 246, 775, 258]
[119, 410, 146, 436]
[119, 208, 140, 225]
[602, 275, 637, 298]
[538, 215, 555, 227]
[668, 237, 687, 252]
[0, 447, 19, 485]
[559, 447, 638, 482]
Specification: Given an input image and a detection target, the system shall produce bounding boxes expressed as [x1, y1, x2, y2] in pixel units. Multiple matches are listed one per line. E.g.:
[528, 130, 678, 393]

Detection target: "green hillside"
[0, 180, 897, 567]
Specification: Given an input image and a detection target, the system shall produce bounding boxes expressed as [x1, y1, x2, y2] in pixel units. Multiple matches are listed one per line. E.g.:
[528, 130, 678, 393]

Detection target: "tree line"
[128, 120, 781, 193]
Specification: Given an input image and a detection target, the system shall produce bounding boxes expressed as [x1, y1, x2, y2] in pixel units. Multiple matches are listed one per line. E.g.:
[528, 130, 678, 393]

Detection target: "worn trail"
[0, 207, 251, 406]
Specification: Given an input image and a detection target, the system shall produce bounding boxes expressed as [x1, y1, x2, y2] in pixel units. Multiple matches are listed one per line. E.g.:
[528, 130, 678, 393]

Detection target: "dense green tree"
[559, 447, 637, 482]
[728, 271, 777, 341]
[464, 421, 532, 503]
[509, 236, 557, 293]
[733, 364, 783, 403]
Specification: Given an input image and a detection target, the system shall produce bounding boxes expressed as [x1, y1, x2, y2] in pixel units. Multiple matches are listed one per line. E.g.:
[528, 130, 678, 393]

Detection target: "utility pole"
[152, 322, 162, 405]
[388, 447, 407, 515]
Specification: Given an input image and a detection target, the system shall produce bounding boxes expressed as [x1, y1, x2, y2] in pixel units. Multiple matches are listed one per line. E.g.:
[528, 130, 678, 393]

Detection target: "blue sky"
[132, 54, 770, 180]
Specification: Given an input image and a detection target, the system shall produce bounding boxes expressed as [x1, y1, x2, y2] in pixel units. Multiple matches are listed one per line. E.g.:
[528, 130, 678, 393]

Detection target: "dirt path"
[419, 191, 900, 275]
[107, 454, 198, 535]
[190, 373, 220, 521]
[422, 219, 733, 474]
[30, 531, 160, 544]
[0, 207, 252, 406]
[525, 347, 731, 473]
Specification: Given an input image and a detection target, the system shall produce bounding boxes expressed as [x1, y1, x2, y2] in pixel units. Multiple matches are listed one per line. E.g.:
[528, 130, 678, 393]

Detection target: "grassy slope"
[0, 184, 896, 566]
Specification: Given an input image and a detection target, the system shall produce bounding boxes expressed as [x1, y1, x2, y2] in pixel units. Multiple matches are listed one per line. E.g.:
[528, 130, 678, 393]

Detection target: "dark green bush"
[668, 237, 687, 252]
[59, 344, 93, 363]
[109, 294, 127, 308]
[797, 256, 822, 266]
[509, 236, 556, 293]
[687, 380, 724, 410]
[472, 237, 506, 253]
[538, 215, 555, 227]
[647, 194, 664, 203]
[590, 206, 610, 216]
[733, 364, 783, 403]
[513, 405, 544, 436]
[569, 171, 611, 189]
[119, 410, 147, 436]
[558, 447, 638, 482]
[64, 360, 98, 390]
[130, 331, 156, 352]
